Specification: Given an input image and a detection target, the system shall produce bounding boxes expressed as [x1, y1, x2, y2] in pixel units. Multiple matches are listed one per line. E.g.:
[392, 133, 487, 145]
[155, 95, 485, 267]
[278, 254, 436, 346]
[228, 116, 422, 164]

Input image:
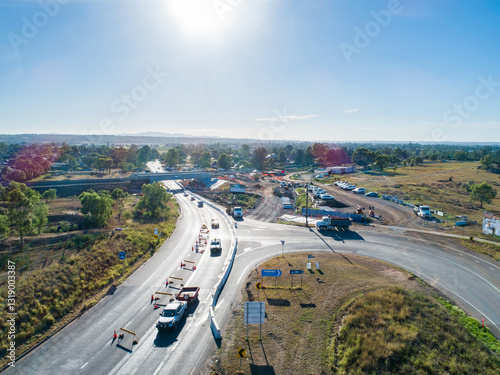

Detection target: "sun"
[169, 0, 222, 36]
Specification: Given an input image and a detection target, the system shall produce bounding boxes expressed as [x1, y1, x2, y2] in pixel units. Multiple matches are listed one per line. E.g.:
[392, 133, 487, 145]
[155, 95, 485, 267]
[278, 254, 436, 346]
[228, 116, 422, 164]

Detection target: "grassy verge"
[0, 198, 178, 366]
[458, 239, 500, 261]
[211, 253, 499, 375]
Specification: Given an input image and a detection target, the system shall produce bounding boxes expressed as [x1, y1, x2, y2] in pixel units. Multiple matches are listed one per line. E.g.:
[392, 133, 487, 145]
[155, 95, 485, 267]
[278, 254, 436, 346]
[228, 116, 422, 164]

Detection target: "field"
[31, 169, 127, 181]
[322, 162, 500, 237]
[0, 194, 179, 365]
[212, 253, 499, 375]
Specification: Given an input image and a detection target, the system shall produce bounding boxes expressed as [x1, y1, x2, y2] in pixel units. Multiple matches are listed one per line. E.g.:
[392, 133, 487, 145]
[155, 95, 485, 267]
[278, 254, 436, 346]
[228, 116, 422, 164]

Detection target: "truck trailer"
[315, 216, 352, 231]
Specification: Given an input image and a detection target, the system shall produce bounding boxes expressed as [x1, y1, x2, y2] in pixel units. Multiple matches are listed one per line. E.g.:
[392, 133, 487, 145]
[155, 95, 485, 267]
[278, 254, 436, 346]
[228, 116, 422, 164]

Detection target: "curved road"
[6, 180, 500, 374]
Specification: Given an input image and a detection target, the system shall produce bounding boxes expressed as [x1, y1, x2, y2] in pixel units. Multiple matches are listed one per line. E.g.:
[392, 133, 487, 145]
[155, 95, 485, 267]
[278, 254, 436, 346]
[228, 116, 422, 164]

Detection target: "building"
[483, 211, 500, 237]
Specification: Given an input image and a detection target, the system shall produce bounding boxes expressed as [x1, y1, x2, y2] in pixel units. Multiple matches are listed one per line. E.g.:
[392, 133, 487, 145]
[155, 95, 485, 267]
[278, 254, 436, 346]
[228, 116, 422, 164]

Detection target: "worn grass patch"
[212, 253, 499, 375]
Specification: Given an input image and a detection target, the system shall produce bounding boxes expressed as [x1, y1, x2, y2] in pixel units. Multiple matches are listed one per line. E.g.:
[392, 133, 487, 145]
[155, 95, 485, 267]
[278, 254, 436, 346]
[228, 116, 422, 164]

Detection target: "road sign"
[154, 228, 158, 235]
[290, 270, 303, 274]
[306, 262, 311, 269]
[256, 282, 262, 289]
[154, 234, 158, 239]
[244, 302, 265, 324]
[308, 254, 315, 259]
[119, 251, 126, 260]
[437, 211, 444, 216]
[261, 269, 282, 277]
[237, 348, 245, 358]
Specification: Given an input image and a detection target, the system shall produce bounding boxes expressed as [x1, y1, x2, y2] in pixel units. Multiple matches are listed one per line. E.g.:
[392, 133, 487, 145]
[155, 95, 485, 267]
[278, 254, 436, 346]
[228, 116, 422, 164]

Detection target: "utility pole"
[305, 183, 309, 227]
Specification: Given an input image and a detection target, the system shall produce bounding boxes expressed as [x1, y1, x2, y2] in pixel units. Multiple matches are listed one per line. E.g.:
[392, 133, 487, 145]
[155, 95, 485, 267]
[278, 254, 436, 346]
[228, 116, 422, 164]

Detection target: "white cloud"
[344, 109, 360, 114]
[254, 114, 318, 122]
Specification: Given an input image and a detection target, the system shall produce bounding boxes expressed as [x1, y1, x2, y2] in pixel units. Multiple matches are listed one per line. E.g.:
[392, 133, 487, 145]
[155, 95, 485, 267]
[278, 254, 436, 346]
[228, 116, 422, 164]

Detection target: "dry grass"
[211, 253, 499, 375]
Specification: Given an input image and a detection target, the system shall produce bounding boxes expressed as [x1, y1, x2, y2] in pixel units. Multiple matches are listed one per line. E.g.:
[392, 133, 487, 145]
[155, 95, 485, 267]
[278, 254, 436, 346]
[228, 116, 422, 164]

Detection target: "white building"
[483, 211, 500, 237]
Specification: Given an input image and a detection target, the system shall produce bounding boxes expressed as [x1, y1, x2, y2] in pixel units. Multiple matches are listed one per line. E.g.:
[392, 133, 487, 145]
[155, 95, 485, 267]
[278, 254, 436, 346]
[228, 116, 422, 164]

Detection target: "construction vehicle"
[316, 216, 352, 231]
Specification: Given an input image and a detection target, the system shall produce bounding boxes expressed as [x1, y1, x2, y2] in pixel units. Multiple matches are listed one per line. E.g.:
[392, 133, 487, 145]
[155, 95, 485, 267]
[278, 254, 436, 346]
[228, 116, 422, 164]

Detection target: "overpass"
[129, 171, 212, 184]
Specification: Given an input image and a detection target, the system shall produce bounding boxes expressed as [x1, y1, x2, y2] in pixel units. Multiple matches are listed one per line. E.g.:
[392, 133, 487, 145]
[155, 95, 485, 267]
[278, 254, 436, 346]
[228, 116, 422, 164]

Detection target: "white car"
[320, 194, 335, 200]
[156, 301, 188, 331]
[344, 185, 356, 191]
[353, 187, 365, 194]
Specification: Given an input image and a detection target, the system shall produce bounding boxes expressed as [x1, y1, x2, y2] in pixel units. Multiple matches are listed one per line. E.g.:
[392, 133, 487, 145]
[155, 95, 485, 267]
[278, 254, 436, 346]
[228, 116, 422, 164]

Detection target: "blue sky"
[1, 0, 499, 143]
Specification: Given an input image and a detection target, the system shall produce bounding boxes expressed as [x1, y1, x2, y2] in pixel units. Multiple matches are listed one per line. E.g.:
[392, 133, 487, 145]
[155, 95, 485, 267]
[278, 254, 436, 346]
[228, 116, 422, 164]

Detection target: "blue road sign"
[290, 270, 304, 275]
[119, 251, 126, 260]
[261, 269, 282, 277]
[308, 255, 315, 259]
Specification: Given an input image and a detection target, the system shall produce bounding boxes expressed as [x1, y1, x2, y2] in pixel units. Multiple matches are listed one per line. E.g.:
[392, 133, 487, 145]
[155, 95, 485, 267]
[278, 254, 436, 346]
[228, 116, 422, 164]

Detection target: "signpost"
[290, 269, 304, 288]
[244, 302, 265, 340]
[261, 269, 282, 289]
[281, 240, 285, 257]
[119, 251, 126, 260]
[237, 348, 245, 372]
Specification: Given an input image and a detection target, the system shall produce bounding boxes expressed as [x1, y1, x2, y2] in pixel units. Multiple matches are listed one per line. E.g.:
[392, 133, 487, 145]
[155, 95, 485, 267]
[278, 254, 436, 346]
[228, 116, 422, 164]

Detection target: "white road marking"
[80, 362, 88, 369]
[244, 247, 252, 252]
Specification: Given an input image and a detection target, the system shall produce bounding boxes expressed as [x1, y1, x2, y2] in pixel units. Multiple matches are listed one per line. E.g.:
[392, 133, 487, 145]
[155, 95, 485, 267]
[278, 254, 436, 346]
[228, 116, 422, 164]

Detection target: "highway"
[6, 171, 500, 374]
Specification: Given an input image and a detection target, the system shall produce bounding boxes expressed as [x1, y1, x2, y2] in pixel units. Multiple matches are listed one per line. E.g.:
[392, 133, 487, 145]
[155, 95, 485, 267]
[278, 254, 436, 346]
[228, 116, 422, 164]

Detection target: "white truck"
[210, 238, 222, 254]
[418, 206, 431, 219]
[156, 300, 188, 331]
[231, 207, 243, 218]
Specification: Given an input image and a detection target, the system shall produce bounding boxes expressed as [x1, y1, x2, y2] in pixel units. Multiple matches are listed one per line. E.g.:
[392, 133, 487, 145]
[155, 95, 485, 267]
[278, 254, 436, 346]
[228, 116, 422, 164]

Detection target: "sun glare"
[169, 0, 222, 36]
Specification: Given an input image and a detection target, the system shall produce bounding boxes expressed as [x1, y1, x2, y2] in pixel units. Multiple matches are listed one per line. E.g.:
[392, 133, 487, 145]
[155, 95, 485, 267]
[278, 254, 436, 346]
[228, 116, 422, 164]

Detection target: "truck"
[156, 300, 188, 331]
[175, 286, 200, 304]
[315, 216, 352, 231]
[209, 238, 222, 254]
[231, 206, 243, 218]
[418, 206, 431, 219]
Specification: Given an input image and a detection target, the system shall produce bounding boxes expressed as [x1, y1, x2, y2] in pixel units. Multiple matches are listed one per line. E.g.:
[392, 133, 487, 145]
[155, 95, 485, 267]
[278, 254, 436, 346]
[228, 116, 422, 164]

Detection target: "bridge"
[129, 171, 212, 184]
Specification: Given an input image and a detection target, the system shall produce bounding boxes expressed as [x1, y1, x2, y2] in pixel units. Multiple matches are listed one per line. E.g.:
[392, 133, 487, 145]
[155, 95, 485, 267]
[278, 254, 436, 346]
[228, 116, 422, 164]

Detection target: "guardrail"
[190, 190, 238, 340]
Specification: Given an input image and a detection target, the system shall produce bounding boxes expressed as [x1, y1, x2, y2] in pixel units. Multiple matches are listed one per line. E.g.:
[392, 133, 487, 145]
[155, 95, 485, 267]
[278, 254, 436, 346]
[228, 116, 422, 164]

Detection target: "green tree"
[278, 151, 287, 163]
[351, 148, 374, 169]
[164, 148, 179, 167]
[480, 155, 494, 170]
[251, 147, 267, 170]
[111, 188, 126, 200]
[136, 182, 171, 218]
[240, 144, 251, 159]
[304, 146, 315, 165]
[295, 148, 305, 165]
[374, 154, 390, 173]
[469, 182, 497, 208]
[198, 151, 212, 168]
[217, 153, 232, 170]
[5, 182, 45, 248]
[79, 190, 113, 227]
[33, 203, 49, 234]
[42, 188, 57, 202]
[0, 214, 10, 238]
[118, 161, 135, 173]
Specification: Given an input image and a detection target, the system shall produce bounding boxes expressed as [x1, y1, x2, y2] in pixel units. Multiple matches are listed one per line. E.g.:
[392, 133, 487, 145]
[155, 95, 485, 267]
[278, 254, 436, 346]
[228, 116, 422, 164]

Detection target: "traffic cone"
[205, 240, 207, 244]
[193, 266, 196, 270]
[154, 304, 159, 309]
[113, 330, 117, 339]
[482, 318, 485, 327]
[166, 279, 169, 287]
[180, 262, 184, 267]
[192, 246, 194, 251]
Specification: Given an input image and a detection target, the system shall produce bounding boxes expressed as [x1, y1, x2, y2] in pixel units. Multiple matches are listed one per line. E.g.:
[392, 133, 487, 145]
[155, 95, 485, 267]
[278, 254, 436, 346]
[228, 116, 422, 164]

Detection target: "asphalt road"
[6, 172, 500, 374]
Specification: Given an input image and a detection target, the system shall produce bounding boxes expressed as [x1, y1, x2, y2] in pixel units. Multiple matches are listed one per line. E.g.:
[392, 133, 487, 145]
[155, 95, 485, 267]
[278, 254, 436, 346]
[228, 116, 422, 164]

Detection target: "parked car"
[365, 191, 379, 197]
[344, 185, 356, 191]
[320, 194, 335, 200]
[353, 187, 365, 194]
[418, 206, 432, 219]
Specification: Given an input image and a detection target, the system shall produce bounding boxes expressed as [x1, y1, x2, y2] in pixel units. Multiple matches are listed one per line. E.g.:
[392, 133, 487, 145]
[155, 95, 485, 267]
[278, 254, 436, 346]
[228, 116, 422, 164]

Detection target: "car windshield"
[161, 309, 176, 317]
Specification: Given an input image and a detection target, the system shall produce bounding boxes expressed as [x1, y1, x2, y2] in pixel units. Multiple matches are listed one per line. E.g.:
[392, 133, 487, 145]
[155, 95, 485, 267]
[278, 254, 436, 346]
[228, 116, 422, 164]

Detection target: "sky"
[1, 0, 500, 143]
